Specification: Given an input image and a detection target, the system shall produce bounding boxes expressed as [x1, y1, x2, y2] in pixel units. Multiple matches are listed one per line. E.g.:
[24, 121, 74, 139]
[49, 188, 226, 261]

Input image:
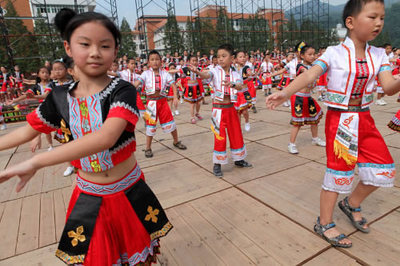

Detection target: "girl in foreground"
[267, 0, 399, 248]
[0, 8, 172, 265]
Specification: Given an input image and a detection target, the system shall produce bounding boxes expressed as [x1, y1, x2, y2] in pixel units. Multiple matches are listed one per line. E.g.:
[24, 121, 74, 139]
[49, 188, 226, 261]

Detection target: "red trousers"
[212, 103, 246, 164]
[323, 108, 395, 193]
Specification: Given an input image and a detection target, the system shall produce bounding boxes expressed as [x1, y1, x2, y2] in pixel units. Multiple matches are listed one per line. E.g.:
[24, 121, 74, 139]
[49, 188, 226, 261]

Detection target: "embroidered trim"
[36, 107, 58, 129]
[110, 101, 140, 119]
[99, 78, 120, 100]
[55, 249, 85, 264]
[115, 239, 159, 265]
[110, 136, 136, 155]
[150, 221, 173, 240]
[76, 164, 142, 195]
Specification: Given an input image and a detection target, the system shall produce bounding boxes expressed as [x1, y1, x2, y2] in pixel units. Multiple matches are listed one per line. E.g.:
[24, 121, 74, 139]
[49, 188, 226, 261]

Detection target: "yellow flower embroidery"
[68, 226, 86, 247]
[145, 206, 159, 223]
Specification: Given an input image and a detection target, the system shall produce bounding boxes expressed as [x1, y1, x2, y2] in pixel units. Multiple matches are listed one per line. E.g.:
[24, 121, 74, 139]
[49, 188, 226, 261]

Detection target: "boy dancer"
[190, 44, 252, 177]
[134, 50, 186, 158]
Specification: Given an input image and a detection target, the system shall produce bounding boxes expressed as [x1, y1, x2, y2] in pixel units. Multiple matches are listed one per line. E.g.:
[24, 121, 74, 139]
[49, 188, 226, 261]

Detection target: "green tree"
[34, 16, 64, 61]
[184, 17, 194, 52]
[383, 3, 400, 47]
[163, 3, 184, 54]
[119, 17, 136, 58]
[1, 0, 40, 72]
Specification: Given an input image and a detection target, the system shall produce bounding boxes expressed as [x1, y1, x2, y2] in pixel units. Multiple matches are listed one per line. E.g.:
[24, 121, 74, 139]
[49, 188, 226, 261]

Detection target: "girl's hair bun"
[54, 8, 77, 39]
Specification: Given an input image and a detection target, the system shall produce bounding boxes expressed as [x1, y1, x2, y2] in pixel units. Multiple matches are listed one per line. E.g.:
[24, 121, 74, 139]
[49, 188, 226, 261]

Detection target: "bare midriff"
[78, 154, 137, 184]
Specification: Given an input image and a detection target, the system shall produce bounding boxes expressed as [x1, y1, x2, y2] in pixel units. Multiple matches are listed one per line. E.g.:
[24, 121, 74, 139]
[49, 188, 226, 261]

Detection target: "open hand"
[266, 91, 288, 110]
[0, 159, 37, 192]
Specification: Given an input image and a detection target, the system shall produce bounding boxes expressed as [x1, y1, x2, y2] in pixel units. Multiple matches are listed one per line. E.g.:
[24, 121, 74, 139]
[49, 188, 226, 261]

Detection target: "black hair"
[148, 50, 161, 60]
[235, 50, 246, 58]
[54, 8, 121, 48]
[127, 57, 136, 62]
[300, 44, 314, 55]
[168, 63, 176, 68]
[189, 55, 198, 60]
[342, 0, 384, 29]
[36, 66, 49, 83]
[64, 56, 74, 69]
[217, 43, 234, 56]
[383, 43, 392, 48]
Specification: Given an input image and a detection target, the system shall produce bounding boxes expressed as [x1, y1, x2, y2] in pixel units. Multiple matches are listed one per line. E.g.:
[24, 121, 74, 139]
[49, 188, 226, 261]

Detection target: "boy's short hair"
[148, 50, 161, 60]
[217, 44, 234, 56]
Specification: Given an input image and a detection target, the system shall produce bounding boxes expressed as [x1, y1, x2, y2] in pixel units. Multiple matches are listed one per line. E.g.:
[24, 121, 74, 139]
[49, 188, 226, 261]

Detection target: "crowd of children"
[0, 0, 399, 264]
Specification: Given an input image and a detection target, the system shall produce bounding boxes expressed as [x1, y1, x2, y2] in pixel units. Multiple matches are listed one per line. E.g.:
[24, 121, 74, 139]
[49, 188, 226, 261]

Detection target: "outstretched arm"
[266, 65, 323, 109]
[189, 65, 211, 80]
[0, 117, 127, 192]
[378, 71, 400, 96]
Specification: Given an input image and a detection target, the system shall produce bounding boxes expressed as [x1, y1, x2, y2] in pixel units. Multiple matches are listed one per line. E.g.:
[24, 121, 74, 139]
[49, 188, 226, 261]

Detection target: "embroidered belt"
[328, 106, 369, 112]
[188, 82, 199, 87]
[56, 171, 172, 264]
[147, 96, 166, 101]
[213, 103, 234, 109]
[295, 92, 311, 97]
[76, 164, 142, 195]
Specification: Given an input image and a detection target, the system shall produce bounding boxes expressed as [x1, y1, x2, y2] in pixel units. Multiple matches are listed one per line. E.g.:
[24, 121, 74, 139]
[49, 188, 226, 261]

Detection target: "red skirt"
[234, 91, 252, 111]
[244, 79, 257, 103]
[290, 92, 323, 126]
[166, 86, 174, 100]
[184, 84, 203, 103]
[278, 77, 291, 89]
[259, 73, 272, 85]
[388, 109, 400, 132]
[56, 164, 172, 265]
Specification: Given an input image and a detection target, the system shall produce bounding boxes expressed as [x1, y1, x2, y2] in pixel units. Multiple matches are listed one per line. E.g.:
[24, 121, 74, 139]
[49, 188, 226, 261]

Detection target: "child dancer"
[191, 44, 252, 177]
[235, 51, 253, 132]
[0, 66, 12, 103]
[269, 53, 296, 107]
[10, 67, 55, 152]
[259, 53, 274, 96]
[11, 65, 24, 98]
[133, 50, 186, 158]
[287, 44, 325, 154]
[120, 58, 146, 117]
[173, 55, 204, 124]
[267, 0, 399, 248]
[0, 8, 172, 265]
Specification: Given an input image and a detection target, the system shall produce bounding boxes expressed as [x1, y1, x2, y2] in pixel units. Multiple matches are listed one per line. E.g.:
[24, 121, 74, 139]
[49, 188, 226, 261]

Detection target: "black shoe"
[252, 106, 257, 113]
[213, 163, 223, 177]
[264, 91, 269, 97]
[234, 160, 252, 168]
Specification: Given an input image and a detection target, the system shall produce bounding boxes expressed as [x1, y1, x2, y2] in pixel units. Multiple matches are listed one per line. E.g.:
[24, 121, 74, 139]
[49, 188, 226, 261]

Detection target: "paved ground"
[0, 90, 399, 265]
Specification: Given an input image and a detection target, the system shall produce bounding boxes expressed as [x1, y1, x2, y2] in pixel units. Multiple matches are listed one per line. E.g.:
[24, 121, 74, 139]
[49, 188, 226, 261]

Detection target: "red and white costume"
[234, 65, 253, 111]
[12, 71, 24, 90]
[138, 68, 176, 136]
[278, 59, 296, 90]
[259, 61, 273, 89]
[0, 72, 12, 93]
[209, 66, 246, 164]
[26, 79, 172, 264]
[179, 66, 204, 103]
[120, 69, 146, 116]
[290, 63, 323, 126]
[314, 37, 395, 194]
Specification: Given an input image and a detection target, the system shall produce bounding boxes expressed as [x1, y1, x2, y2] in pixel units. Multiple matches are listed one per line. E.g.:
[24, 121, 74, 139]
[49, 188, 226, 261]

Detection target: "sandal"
[338, 197, 370, 233]
[195, 113, 203, 120]
[173, 141, 187, 150]
[144, 149, 153, 158]
[314, 217, 352, 248]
